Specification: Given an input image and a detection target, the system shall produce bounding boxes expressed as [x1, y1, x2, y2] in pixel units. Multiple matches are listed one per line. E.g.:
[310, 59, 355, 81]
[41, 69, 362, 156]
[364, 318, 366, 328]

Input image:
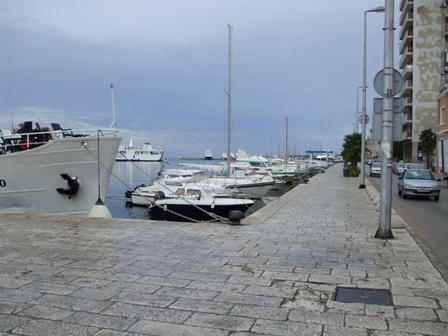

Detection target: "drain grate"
[334, 287, 393, 306]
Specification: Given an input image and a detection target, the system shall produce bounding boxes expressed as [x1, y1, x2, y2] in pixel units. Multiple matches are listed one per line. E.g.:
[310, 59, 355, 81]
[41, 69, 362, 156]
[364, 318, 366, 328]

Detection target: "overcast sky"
[0, 1, 397, 159]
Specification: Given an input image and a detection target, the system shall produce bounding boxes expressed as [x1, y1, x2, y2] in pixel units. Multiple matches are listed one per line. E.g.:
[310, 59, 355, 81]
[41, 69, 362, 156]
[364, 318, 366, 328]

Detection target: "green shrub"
[349, 165, 360, 177]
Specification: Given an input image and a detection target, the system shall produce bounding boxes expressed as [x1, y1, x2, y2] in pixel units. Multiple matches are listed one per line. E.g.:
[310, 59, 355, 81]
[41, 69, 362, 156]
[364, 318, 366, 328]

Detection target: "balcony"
[399, 46, 413, 69]
[399, 36, 413, 55]
[402, 130, 412, 140]
[400, 0, 413, 12]
[399, 12, 413, 33]
[399, 28, 413, 46]
[402, 64, 413, 81]
[402, 110, 413, 125]
[403, 96, 413, 108]
[400, 79, 413, 97]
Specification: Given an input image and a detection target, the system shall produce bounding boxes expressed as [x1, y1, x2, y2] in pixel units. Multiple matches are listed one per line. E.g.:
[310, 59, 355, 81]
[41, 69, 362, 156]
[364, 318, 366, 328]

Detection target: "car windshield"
[404, 170, 434, 180]
[408, 164, 425, 169]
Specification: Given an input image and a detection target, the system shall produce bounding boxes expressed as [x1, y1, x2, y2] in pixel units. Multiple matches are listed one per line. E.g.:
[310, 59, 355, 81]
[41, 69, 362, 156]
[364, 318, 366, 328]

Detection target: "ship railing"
[1, 127, 119, 153]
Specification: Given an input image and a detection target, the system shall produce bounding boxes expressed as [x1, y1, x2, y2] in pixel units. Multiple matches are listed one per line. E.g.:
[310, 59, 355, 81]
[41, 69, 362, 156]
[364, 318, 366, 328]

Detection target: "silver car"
[398, 169, 441, 201]
[394, 161, 406, 175]
[369, 162, 382, 177]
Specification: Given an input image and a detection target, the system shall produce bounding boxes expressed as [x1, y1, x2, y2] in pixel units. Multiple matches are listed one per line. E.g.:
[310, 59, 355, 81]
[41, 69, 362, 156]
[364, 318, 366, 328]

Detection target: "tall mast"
[226, 24, 232, 175]
[285, 117, 289, 164]
[109, 83, 117, 129]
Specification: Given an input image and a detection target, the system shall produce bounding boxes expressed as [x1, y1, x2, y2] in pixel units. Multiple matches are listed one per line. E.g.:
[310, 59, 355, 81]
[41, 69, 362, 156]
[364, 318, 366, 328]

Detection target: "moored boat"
[127, 169, 208, 206]
[0, 121, 121, 216]
[146, 184, 254, 222]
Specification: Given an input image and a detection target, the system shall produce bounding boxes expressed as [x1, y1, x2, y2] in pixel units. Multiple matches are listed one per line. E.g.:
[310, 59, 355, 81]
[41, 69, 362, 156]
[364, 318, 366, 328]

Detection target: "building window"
[441, 106, 446, 125]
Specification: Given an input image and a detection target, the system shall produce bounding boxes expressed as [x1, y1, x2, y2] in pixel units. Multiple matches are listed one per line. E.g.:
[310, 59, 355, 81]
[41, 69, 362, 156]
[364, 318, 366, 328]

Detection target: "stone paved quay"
[1, 164, 448, 335]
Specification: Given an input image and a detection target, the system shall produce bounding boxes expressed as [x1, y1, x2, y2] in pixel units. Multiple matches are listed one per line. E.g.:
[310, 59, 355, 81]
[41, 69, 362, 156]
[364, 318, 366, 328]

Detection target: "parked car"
[370, 162, 382, 177]
[394, 161, 406, 175]
[398, 169, 441, 201]
[404, 163, 426, 170]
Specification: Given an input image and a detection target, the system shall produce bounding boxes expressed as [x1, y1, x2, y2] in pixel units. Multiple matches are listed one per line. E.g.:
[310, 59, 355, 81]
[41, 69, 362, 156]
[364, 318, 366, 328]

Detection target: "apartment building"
[435, 0, 448, 174]
[399, 0, 445, 165]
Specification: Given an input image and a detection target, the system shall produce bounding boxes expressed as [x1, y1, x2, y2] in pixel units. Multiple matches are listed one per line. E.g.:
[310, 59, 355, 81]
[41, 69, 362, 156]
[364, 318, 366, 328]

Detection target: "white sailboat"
[176, 25, 275, 199]
[145, 25, 259, 221]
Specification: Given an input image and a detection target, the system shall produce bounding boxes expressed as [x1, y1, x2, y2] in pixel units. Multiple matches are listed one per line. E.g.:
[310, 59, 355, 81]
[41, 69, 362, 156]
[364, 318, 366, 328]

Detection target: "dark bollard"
[228, 210, 245, 225]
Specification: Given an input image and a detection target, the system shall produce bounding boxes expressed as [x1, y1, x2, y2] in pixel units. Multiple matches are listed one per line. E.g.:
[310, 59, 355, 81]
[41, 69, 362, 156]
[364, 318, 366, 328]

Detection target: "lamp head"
[366, 6, 385, 13]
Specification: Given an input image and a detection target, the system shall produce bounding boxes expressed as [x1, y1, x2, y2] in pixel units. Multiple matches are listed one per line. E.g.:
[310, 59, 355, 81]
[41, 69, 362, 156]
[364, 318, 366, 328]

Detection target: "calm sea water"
[105, 159, 299, 220]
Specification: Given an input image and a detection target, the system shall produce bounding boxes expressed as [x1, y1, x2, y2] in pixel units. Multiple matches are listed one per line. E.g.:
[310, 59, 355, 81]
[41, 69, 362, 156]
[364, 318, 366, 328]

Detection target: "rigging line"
[83, 144, 158, 193]
[151, 201, 228, 223]
[115, 152, 157, 183]
[163, 27, 228, 158]
[233, 32, 268, 155]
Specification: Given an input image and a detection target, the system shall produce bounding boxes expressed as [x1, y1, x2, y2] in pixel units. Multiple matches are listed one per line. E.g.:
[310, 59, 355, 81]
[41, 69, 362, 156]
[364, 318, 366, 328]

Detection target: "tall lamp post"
[360, 5, 385, 189]
[356, 86, 363, 133]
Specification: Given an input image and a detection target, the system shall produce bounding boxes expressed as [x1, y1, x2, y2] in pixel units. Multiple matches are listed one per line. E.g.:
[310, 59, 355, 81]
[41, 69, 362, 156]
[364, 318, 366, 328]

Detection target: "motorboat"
[127, 169, 208, 206]
[0, 121, 121, 216]
[236, 148, 307, 184]
[146, 183, 255, 222]
[178, 162, 275, 199]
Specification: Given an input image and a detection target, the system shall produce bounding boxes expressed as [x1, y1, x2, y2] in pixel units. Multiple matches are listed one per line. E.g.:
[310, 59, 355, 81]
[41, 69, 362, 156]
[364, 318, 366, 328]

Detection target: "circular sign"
[373, 69, 403, 97]
[359, 114, 370, 124]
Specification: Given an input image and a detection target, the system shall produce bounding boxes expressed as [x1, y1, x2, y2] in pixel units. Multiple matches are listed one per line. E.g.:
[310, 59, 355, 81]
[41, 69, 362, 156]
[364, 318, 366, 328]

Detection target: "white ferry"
[204, 149, 213, 160]
[116, 141, 164, 162]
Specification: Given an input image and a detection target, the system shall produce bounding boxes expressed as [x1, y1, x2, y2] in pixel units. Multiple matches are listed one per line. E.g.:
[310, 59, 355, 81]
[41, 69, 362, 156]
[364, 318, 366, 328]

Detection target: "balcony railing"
[402, 130, 412, 139]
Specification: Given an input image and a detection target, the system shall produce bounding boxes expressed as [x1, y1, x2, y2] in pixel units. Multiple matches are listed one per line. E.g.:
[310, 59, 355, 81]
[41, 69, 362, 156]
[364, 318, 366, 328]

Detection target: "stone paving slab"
[0, 164, 447, 335]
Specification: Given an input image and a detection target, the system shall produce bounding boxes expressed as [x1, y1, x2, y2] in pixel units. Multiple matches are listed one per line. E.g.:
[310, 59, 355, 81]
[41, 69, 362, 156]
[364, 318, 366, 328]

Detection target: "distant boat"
[116, 135, 163, 162]
[204, 149, 213, 160]
[0, 120, 121, 216]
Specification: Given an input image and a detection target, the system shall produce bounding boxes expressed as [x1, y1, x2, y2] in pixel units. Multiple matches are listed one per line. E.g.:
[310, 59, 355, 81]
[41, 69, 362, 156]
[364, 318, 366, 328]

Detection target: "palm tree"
[419, 129, 436, 169]
[341, 132, 364, 176]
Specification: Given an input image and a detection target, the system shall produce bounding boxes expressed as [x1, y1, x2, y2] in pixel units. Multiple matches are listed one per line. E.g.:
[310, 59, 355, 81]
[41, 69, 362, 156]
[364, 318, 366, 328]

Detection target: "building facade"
[436, 90, 448, 173]
[399, 0, 445, 164]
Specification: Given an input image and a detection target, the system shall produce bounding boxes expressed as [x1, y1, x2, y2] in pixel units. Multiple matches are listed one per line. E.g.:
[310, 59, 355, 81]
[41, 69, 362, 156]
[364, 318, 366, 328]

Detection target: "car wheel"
[398, 188, 402, 196]
[434, 196, 439, 201]
[402, 192, 407, 199]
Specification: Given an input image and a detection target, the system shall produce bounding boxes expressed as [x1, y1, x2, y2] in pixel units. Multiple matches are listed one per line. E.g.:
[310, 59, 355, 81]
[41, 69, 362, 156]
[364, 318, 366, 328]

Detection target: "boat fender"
[56, 173, 80, 199]
[125, 183, 146, 198]
[20, 139, 32, 149]
[145, 207, 152, 216]
[154, 191, 165, 200]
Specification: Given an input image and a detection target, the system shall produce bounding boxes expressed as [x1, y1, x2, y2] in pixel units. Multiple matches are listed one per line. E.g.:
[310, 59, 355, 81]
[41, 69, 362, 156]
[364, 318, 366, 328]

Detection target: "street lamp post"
[375, 0, 395, 239]
[360, 5, 385, 189]
[356, 86, 363, 133]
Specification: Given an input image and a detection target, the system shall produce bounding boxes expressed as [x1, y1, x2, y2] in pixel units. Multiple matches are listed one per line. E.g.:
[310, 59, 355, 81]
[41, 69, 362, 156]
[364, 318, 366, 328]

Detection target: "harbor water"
[105, 159, 301, 220]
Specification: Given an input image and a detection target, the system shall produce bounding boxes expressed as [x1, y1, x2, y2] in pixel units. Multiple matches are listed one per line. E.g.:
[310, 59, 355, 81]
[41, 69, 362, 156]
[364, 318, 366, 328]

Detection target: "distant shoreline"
[178, 157, 225, 161]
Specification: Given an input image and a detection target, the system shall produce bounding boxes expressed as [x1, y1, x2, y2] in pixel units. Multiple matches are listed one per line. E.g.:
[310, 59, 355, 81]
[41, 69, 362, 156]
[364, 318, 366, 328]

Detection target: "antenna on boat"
[109, 83, 118, 130]
[88, 130, 113, 218]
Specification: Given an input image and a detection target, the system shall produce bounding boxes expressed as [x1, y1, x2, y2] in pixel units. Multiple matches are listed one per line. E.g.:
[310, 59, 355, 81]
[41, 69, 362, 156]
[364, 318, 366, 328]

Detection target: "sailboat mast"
[285, 117, 289, 164]
[110, 83, 117, 129]
[227, 24, 232, 175]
